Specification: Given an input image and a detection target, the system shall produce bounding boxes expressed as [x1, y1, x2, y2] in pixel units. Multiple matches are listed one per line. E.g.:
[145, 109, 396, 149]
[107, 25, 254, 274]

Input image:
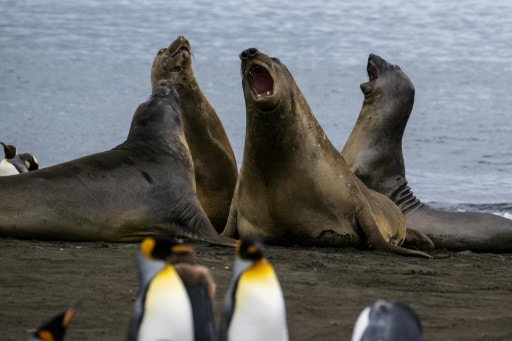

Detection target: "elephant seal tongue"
[250, 64, 273, 97]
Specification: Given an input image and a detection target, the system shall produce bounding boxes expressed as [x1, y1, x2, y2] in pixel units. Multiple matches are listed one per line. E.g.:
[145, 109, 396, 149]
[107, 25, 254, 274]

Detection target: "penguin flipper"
[9, 156, 29, 173]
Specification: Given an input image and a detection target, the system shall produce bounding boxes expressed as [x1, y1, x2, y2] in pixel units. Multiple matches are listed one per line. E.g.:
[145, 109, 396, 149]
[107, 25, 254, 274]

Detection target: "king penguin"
[19, 152, 39, 171]
[351, 300, 423, 341]
[218, 236, 289, 341]
[126, 235, 216, 341]
[1, 142, 28, 175]
[29, 299, 81, 341]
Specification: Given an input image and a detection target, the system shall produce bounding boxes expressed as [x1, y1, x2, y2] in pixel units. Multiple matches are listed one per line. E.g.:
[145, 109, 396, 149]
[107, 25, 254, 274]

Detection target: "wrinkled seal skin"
[222, 48, 432, 258]
[151, 35, 238, 233]
[0, 80, 234, 246]
[341, 54, 512, 252]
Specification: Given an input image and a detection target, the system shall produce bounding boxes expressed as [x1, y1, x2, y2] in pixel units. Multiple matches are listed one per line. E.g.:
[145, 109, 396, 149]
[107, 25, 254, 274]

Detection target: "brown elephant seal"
[0, 80, 234, 246]
[221, 48, 432, 258]
[151, 35, 238, 233]
[341, 54, 512, 252]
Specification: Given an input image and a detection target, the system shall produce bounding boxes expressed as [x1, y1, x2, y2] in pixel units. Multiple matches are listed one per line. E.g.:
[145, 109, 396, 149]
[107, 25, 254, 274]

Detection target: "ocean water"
[1, 0, 511, 217]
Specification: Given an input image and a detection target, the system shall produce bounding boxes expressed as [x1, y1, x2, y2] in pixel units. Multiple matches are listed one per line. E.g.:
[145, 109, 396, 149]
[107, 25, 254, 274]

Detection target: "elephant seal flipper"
[225, 48, 430, 258]
[0, 80, 235, 247]
[221, 181, 240, 239]
[341, 54, 512, 252]
[151, 35, 238, 233]
[356, 192, 432, 258]
[403, 227, 435, 251]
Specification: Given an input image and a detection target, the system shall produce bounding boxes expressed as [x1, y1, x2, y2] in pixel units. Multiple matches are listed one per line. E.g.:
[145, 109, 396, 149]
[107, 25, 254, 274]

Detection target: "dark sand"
[1, 238, 511, 340]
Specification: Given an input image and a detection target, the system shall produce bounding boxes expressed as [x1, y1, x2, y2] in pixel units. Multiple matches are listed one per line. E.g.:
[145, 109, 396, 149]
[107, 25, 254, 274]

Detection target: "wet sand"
[1, 238, 511, 340]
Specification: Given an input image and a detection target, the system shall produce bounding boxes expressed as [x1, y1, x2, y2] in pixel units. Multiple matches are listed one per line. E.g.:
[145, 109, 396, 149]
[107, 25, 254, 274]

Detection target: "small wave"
[428, 202, 512, 218]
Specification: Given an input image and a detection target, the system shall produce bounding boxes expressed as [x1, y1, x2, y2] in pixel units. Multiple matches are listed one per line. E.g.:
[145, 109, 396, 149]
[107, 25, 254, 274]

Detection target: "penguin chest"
[138, 265, 194, 341]
[0, 159, 18, 176]
[229, 262, 288, 341]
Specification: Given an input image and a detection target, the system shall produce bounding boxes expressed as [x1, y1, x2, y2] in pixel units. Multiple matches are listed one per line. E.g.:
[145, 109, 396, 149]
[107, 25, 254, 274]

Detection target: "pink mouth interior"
[250, 65, 274, 96]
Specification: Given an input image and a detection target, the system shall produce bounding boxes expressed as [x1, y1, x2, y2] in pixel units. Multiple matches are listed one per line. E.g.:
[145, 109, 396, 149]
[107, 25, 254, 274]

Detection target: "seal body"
[218, 236, 288, 341]
[222, 49, 431, 258]
[151, 35, 238, 232]
[341, 54, 512, 252]
[0, 81, 233, 246]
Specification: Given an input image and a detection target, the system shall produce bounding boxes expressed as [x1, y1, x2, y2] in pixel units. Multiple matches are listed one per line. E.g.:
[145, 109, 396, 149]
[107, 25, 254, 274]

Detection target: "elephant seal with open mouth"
[221, 48, 432, 258]
[341, 54, 512, 252]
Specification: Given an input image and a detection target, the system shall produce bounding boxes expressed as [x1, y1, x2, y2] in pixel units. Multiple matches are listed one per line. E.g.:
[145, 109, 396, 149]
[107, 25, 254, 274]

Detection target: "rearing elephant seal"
[341, 54, 512, 252]
[0, 80, 234, 246]
[221, 48, 432, 258]
[151, 35, 238, 233]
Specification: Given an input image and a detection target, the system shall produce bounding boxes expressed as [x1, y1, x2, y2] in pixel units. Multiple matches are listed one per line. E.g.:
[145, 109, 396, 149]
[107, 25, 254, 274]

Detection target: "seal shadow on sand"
[221, 48, 432, 258]
[341, 53, 512, 252]
[0, 80, 233, 247]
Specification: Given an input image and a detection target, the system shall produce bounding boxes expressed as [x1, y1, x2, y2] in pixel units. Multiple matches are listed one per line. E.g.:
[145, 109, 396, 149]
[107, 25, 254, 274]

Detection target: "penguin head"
[352, 300, 423, 341]
[31, 299, 81, 341]
[236, 235, 265, 261]
[1, 142, 17, 159]
[140, 235, 195, 264]
[19, 153, 39, 171]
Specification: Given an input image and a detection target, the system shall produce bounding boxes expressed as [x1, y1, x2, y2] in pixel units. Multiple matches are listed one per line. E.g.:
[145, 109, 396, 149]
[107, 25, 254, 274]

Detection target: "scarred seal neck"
[389, 182, 424, 214]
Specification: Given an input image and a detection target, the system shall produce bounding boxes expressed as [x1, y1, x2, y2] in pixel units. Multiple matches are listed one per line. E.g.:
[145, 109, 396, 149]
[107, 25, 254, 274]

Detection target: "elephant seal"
[0, 80, 234, 246]
[151, 35, 238, 233]
[221, 48, 432, 258]
[341, 54, 512, 252]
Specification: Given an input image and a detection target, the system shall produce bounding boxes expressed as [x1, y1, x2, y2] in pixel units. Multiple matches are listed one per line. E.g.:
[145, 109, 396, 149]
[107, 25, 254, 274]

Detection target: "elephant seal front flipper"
[0, 80, 234, 246]
[341, 54, 512, 252]
[151, 35, 238, 233]
[222, 48, 430, 258]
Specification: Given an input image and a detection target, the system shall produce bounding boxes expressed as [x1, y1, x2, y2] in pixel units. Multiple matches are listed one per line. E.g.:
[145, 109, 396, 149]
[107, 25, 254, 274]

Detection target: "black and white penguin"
[19, 152, 39, 171]
[218, 236, 289, 341]
[0, 142, 28, 175]
[29, 299, 81, 341]
[126, 235, 216, 341]
[351, 300, 423, 341]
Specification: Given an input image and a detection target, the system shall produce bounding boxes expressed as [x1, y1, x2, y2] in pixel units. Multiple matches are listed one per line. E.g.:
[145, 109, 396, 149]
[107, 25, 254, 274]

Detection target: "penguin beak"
[170, 244, 194, 254]
[62, 299, 82, 327]
[247, 245, 260, 255]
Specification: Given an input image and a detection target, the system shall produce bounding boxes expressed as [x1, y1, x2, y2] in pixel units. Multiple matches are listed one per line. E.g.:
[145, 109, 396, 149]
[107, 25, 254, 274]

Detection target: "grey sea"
[1, 0, 511, 218]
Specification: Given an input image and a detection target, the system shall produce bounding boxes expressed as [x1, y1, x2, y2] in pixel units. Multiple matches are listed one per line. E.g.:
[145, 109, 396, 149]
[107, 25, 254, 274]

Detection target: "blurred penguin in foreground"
[126, 235, 216, 341]
[218, 236, 289, 341]
[29, 299, 81, 341]
[352, 300, 423, 341]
